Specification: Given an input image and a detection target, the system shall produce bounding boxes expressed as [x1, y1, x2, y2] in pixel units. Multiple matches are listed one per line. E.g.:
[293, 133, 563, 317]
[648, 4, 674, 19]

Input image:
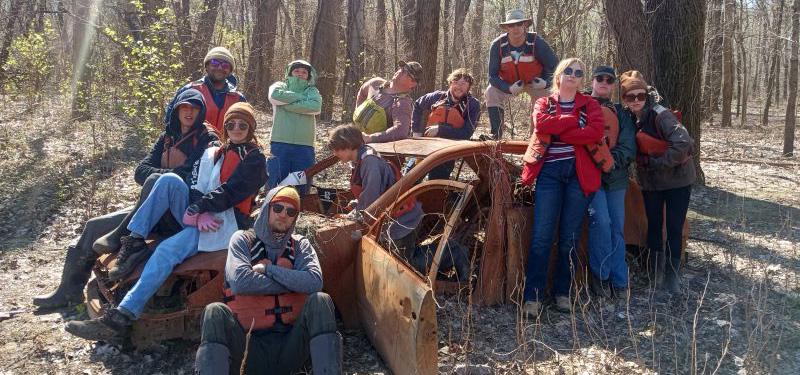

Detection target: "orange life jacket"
[222, 238, 307, 331]
[498, 33, 544, 84]
[191, 81, 241, 134]
[427, 96, 465, 129]
[218, 146, 256, 216]
[350, 148, 416, 218]
[636, 105, 690, 162]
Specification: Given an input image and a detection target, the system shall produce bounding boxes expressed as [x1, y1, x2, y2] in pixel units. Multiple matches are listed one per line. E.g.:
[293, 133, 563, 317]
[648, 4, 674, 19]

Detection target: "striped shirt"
[544, 100, 576, 162]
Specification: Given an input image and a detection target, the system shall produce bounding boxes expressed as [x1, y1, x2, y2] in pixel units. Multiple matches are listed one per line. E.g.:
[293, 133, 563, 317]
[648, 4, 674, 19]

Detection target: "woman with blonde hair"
[520, 57, 604, 318]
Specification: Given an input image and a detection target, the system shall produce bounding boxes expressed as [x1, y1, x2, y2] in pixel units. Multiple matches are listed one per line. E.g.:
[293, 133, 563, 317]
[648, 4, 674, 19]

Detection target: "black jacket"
[134, 89, 219, 186]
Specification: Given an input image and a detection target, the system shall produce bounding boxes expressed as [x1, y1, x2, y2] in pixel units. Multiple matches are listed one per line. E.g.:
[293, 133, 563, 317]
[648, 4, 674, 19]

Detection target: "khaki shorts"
[484, 83, 550, 108]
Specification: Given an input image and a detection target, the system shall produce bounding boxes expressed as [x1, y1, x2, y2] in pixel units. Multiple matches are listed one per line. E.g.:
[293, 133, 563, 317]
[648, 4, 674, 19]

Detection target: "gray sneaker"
[107, 236, 150, 281]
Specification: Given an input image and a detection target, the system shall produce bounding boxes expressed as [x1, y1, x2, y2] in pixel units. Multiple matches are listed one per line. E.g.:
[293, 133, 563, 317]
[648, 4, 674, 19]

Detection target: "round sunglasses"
[594, 75, 616, 84]
[271, 203, 298, 218]
[562, 67, 584, 78]
[623, 93, 648, 102]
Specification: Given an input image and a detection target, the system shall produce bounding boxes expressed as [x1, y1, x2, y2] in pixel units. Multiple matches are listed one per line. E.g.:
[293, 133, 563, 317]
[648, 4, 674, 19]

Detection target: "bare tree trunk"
[400, 0, 416, 58]
[470, 0, 484, 99]
[784, 0, 799, 156]
[739, 0, 750, 128]
[762, 0, 786, 127]
[293, 0, 306, 56]
[720, 0, 735, 127]
[452, 0, 471, 68]
[646, 0, 707, 185]
[412, 0, 440, 95]
[440, 0, 452, 86]
[244, 0, 279, 108]
[310, 0, 343, 121]
[342, 0, 365, 121]
[376, 0, 387, 76]
[603, 0, 654, 79]
[536, 0, 548, 33]
[185, 0, 222, 80]
[0, 0, 25, 88]
[703, 0, 723, 113]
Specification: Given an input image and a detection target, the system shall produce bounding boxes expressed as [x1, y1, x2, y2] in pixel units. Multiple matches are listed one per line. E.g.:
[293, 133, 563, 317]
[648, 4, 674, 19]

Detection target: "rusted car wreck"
[86, 138, 681, 374]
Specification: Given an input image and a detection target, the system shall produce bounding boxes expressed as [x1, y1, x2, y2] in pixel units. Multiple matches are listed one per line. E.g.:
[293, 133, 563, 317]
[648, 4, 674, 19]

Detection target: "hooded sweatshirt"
[225, 186, 323, 296]
[268, 60, 322, 147]
[134, 89, 219, 186]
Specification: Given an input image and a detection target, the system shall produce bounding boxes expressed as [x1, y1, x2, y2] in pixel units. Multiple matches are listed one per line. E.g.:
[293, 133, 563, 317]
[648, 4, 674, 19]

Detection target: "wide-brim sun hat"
[499, 10, 532, 26]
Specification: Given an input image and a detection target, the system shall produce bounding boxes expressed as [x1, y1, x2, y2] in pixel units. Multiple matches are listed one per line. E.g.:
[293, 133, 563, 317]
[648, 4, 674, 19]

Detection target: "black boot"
[589, 272, 611, 299]
[65, 307, 132, 344]
[647, 251, 665, 287]
[92, 213, 132, 254]
[310, 332, 343, 374]
[33, 244, 97, 308]
[663, 255, 682, 294]
[488, 107, 504, 140]
[107, 236, 151, 281]
[194, 342, 231, 375]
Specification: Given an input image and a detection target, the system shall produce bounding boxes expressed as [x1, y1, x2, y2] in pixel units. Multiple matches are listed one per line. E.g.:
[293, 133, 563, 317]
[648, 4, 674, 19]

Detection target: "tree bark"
[71, 0, 97, 121]
[440, 0, 452, 86]
[375, 0, 387, 76]
[762, 0, 786, 127]
[603, 0, 654, 79]
[412, 0, 440, 96]
[703, 0, 723, 113]
[452, 0, 471, 68]
[0, 0, 25, 89]
[186, 0, 222, 80]
[244, 0, 279, 108]
[720, 0, 735, 127]
[400, 0, 416, 58]
[784, 0, 799, 156]
[470, 0, 484, 99]
[342, 0, 365, 121]
[646, 0, 707, 185]
[309, 0, 343, 121]
[293, 0, 306, 56]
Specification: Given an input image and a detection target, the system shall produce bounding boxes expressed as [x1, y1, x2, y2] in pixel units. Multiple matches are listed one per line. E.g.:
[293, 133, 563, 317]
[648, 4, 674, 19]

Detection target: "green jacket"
[600, 99, 637, 191]
[268, 60, 322, 147]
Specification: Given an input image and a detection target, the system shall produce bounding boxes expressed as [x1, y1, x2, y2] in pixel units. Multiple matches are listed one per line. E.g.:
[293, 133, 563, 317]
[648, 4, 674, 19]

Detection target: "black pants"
[199, 292, 338, 375]
[642, 185, 692, 261]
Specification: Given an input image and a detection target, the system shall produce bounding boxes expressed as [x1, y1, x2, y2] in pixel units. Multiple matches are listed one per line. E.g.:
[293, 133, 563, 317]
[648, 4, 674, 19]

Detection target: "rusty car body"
[85, 138, 685, 373]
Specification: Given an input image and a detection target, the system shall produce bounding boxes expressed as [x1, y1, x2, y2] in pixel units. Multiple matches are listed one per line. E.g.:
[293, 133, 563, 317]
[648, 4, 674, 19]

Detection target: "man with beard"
[164, 46, 246, 133]
[194, 186, 342, 374]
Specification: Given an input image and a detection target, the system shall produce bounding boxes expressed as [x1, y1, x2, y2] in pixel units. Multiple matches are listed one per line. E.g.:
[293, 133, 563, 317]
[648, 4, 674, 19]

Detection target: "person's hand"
[531, 77, 547, 89]
[509, 80, 524, 95]
[198, 213, 223, 232]
[182, 204, 201, 226]
[424, 126, 440, 137]
[253, 259, 269, 274]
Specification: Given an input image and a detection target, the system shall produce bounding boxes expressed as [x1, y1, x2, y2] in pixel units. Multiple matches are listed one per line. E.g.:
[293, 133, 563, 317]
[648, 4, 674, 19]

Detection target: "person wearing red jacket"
[520, 58, 604, 318]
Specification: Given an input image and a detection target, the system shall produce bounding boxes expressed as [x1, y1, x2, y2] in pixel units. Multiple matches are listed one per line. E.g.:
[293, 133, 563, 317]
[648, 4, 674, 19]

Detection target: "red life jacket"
[190, 81, 241, 134]
[350, 148, 416, 218]
[217, 146, 256, 216]
[222, 238, 307, 331]
[636, 104, 691, 163]
[498, 33, 544, 84]
[427, 95, 465, 129]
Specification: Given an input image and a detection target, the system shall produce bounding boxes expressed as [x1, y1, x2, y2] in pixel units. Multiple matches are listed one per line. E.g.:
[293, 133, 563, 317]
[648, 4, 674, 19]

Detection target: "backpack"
[353, 90, 406, 134]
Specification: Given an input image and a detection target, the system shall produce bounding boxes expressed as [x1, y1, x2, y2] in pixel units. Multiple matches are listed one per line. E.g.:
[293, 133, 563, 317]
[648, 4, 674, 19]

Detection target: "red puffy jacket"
[521, 92, 604, 196]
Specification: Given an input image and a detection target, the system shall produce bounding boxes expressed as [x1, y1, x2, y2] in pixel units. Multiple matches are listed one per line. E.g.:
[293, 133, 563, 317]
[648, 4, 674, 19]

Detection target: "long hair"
[550, 57, 587, 95]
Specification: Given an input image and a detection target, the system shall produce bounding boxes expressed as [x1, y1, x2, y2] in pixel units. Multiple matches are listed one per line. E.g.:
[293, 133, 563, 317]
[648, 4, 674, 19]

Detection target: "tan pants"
[484, 83, 550, 109]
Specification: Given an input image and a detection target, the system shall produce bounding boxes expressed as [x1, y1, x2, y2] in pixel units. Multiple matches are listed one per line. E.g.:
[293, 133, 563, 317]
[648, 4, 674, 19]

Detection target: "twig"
[240, 319, 256, 375]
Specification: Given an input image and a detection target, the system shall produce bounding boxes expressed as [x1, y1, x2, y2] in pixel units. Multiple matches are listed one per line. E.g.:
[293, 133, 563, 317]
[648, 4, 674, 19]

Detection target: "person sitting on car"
[194, 186, 342, 374]
[328, 124, 423, 265]
[64, 103, 266, 343]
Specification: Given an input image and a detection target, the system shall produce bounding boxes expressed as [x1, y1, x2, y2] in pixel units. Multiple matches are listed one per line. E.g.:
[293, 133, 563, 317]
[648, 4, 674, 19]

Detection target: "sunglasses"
[623, 93, 648, 102]
[271, 203, 298, 218]
[208, 58, 232, 70]
[225, 121, 249, 131]
[562, 67, 584, 78]
[594, 75, 616, 84]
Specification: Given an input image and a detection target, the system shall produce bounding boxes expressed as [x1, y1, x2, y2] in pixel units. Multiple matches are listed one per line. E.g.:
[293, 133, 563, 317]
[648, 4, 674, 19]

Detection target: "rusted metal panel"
[369, 137, 472, 158]
[356, 236, 437, 375]
[313, 221, 362, 329]
[474, 156, 512, 305]
[623, 179, 689, 250]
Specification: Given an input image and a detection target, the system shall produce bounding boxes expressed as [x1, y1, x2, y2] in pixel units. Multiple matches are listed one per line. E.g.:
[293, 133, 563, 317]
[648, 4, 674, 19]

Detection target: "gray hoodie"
[225, 186, 323, 295]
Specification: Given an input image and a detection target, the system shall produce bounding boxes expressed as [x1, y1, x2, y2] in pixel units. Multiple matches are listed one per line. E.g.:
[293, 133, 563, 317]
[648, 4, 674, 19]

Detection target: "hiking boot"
[662, 256, 682, 294]
[107, 236, 150, 281]
[33, 244, 97, 309]
[65, 308, 132, 343]
[523, 301, 542, 319]
[647, 251, 665, 287]
[611, 285, 629, 301]
[553, 296, 571, 313]
[589, 273, 611, 299]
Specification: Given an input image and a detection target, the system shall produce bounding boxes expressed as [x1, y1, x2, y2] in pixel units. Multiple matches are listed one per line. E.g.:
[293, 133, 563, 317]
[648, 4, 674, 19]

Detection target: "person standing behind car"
[585, 66, 637, 299]
[620, 70, 695, 295]
[485, 9, 558, 139]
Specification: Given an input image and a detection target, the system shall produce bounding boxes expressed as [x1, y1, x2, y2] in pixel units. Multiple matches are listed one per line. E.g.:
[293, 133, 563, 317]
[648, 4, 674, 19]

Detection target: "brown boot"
[107, 236, 150, 281]
[65, 308, 132, 343]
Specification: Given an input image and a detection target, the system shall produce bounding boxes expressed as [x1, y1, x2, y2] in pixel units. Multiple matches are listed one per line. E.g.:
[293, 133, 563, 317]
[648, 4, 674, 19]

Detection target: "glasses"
[562, 67, 584, 78]
[623, 93, 648, 102]
[225, 121, 249, 131]
[271, 203, 298, 218]
[594, 75, 616, 84]
[208, 58, 232, 70]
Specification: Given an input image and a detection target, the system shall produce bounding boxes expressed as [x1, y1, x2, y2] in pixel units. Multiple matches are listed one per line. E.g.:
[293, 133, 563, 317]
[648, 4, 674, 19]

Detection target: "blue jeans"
[118, 227, 200, 318]
[127, 173, 189, 238]
[523, 159, 593, 302]
[267, 142, 315, 194]
[587, 187, 628, 288]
